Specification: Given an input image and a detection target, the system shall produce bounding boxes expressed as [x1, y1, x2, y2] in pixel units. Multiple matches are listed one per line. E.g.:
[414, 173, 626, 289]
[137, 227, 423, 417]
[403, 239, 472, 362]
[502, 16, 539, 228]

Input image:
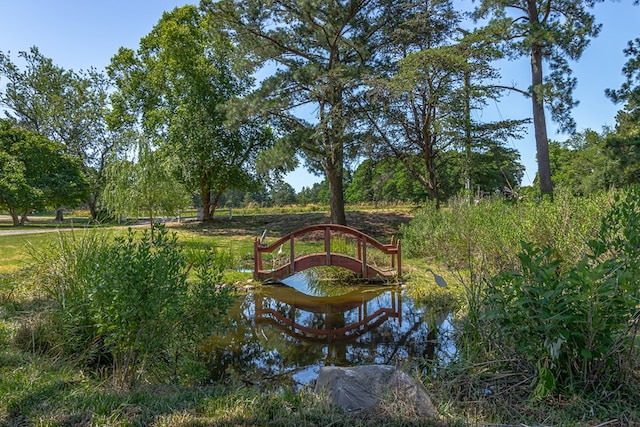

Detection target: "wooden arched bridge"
[253, 224, 401, 281]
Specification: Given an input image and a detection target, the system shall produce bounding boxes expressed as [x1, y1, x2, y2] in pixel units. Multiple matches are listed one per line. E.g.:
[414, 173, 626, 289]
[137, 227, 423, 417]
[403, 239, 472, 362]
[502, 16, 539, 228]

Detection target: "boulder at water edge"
[314, 365, 438, 417]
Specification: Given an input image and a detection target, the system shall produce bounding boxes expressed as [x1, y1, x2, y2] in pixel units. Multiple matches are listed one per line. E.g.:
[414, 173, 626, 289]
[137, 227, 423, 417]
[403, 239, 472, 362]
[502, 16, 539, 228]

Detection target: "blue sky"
[1, 0, 638, 190]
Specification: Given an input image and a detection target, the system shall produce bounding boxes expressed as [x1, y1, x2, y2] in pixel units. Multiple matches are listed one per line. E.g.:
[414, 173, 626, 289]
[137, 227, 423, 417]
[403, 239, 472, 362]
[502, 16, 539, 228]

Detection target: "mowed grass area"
[0, 233, 51, 274]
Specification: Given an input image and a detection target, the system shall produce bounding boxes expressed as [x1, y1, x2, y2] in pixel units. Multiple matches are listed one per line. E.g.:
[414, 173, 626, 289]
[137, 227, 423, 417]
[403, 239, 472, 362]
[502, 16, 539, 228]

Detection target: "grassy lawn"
[0, 233, 51, 274]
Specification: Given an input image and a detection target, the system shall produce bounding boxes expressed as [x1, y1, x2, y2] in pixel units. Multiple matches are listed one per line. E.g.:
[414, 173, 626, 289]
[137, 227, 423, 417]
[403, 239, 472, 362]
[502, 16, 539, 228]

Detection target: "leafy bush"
[28, 225, 234, 385]
[478, 187, 640, 396]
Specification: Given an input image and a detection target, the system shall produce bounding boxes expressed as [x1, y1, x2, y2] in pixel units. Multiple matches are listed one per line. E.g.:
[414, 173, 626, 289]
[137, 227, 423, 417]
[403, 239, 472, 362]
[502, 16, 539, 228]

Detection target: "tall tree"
[361, 0, 523, 204]
[269, 179, 297, 206]
[0, 47, 116, 219]
[101, 138, 190, 231]
[473, 0, 604, 196]
[0, 119, 87, 225]
[208, 0, 389, 225]
[108, 5, 273, 222]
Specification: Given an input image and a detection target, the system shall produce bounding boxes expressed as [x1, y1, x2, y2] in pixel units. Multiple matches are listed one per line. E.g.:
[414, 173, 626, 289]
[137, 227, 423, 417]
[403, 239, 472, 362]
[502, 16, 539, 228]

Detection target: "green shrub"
[478, 187, 640, 396]
[28, 224, 235, 386]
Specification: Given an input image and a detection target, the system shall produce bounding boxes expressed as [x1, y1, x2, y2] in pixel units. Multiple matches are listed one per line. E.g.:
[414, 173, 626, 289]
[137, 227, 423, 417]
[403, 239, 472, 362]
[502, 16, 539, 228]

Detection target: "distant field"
[0, 207, 415, 275]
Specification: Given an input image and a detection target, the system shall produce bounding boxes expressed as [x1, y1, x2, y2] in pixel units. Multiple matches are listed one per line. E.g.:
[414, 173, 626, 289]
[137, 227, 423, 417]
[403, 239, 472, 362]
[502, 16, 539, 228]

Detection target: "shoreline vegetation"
[1, 192, 639, 426]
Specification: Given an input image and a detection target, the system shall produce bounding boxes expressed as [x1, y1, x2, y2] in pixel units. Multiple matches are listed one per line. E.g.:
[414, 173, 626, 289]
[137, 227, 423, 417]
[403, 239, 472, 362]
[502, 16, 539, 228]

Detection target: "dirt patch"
[176, 210, 413, 241]
[0, 210, 415, 241]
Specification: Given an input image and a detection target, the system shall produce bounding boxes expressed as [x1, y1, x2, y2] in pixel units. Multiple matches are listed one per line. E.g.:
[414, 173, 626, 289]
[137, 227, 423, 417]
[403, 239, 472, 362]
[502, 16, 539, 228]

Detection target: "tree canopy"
[208, 0, 393, 225]
[101, 138, 191, 228]
[357, 0, 526, 204]
[0, 119, 87, 225]
[108, 5, 273, 221]
[473, 0, 604, 196]
[0, 47, 115, 218]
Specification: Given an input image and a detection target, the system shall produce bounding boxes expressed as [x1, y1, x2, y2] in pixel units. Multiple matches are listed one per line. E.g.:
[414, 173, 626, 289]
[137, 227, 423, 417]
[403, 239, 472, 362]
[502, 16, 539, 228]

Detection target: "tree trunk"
[9, 208, 20, 226]
[19, 209, 29, 226]
[425, 143, 439, 208]
[528, 5, 553, 197]
[87, 194, 98, 220]
[326, 161, 347, 225]
[201, 181, 212, 222]
[210, 188, 224, 219]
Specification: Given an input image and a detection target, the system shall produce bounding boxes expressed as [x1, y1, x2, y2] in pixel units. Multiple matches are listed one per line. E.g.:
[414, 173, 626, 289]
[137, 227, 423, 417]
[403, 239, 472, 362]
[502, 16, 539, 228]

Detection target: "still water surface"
[203, 270, 455, 387]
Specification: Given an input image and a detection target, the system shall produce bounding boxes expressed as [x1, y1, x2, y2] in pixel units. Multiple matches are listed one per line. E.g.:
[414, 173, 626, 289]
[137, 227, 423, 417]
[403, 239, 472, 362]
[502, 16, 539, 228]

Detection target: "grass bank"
[1, 201, 639, 425]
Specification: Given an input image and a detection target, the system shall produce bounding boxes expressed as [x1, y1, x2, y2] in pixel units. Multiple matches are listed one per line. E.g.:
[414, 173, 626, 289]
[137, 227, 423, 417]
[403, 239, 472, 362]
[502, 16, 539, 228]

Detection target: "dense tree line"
[1, 1, 639, 225]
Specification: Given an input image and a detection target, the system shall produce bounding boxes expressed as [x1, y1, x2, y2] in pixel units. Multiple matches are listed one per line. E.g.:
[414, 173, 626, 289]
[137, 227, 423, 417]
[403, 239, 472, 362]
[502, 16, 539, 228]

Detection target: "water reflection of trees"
[201, 284, 455, 385]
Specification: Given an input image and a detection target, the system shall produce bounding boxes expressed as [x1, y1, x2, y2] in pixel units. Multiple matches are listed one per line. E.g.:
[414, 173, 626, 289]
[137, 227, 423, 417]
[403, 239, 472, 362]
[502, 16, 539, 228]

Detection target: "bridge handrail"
[256, 224, 398, 255]
[253, 223, 401, 280]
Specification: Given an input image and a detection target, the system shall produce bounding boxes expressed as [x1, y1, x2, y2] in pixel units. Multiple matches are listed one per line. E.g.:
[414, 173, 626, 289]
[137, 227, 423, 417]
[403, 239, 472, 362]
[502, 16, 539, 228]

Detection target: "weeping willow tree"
[102, 139, 190, 232]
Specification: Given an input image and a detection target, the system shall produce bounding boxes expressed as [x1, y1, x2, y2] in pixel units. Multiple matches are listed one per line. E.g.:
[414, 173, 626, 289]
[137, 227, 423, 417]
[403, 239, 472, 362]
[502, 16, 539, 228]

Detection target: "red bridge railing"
[253, 224, 401, 281]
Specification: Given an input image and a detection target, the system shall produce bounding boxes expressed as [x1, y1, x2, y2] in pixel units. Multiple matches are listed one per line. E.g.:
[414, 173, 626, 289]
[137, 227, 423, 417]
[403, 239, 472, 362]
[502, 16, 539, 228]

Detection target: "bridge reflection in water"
[202, 271, 454, 385]
[254, 284, 402, 344]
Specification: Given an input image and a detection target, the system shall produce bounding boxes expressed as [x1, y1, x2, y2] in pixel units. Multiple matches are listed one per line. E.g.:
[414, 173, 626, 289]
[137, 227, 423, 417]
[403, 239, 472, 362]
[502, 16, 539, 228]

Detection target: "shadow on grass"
[177, 211, 413, 242]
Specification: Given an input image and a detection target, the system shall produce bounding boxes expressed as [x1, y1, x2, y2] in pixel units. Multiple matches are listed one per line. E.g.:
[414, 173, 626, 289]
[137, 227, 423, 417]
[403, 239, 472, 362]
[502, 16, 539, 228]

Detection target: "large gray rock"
[314, 365, 438, 417]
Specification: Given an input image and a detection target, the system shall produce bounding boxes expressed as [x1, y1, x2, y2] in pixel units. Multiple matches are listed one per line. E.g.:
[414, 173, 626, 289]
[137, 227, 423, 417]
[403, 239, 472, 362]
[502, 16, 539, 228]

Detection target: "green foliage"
[601, 89, 640, 187]
[477, 186, 640, 395]
[360, 1, 527, 204]
[548, 130, 619, 195]
[606, 37, 640, 109]
[269, 179, 297, 207]
[210, 0, 390, 224]
[108, 5, 273, 221]
[29, 225, 234, 385]
[474, 0, 603, 195]
[401, 190, 609, 274]
[346, 151, 524, 205]
[101, 139, 190, 225]
[0, 47, 116, 219]
[0, 120, 88, 225]
[298, 181, 329, 206]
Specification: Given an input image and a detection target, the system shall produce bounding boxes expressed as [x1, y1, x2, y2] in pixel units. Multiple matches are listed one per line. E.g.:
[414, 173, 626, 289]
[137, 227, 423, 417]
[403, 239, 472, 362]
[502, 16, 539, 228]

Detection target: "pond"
[202, 270, 456, 388]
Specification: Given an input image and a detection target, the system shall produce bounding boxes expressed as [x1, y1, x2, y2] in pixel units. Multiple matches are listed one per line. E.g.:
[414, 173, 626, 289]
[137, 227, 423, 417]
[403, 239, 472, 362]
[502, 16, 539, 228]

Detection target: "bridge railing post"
[324, 226, 331, 266]
[361, 236, 367, 277]
[253, 238, 261, 280]
[290, 234, 295, 275]
[390, 236, 396, 269]
[397, 239, 402, 277]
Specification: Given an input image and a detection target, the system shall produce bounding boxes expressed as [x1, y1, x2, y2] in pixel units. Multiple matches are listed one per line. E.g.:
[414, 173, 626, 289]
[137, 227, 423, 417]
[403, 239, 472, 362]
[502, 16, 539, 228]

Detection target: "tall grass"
[403, 188, 640, 401]
[401, 189, 611, 274]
